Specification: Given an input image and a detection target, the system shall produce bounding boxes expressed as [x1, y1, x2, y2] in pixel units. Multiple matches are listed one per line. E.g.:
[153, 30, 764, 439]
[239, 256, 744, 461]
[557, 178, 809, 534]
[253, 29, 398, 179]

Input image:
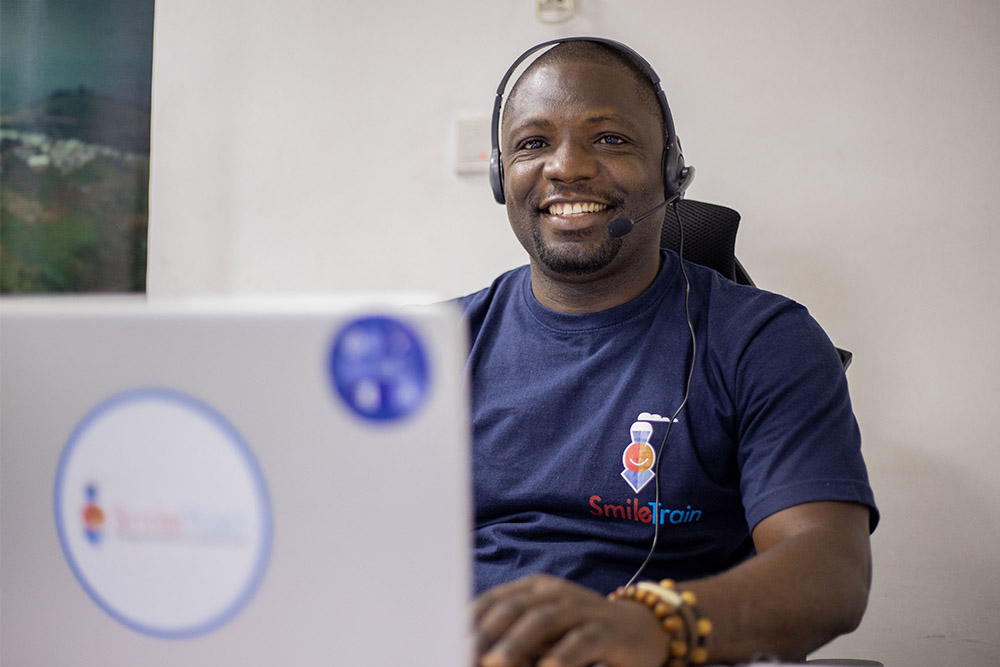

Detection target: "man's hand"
[474, 573, 669, 667]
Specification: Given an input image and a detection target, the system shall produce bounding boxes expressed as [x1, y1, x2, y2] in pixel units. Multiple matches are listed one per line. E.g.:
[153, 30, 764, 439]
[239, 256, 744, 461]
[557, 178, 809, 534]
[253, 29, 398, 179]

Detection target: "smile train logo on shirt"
[620, 413, 677, 494]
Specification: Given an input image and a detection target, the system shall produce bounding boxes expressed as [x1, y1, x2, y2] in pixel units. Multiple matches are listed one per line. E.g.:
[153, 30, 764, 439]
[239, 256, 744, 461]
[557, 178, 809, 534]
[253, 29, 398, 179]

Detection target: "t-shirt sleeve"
[732, 301, 879, 533]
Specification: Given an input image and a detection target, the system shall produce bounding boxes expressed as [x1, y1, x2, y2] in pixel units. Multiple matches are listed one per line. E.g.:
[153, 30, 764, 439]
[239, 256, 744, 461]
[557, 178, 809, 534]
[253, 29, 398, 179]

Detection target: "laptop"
[0, 295, 472, 665]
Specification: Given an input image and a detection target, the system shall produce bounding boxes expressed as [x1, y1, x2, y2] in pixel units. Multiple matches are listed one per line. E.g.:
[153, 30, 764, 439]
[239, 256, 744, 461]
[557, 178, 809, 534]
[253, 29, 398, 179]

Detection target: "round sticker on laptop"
[329, 316, 430, 421]
[53, 388, 272, 639]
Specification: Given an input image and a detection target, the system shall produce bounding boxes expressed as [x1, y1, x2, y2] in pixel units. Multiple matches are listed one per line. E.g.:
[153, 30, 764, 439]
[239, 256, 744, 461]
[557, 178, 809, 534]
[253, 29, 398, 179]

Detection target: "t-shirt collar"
[521, 251, 680, 332]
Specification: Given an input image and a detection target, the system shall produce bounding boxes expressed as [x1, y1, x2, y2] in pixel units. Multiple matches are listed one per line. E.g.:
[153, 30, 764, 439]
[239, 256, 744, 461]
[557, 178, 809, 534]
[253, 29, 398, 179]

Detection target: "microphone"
[606, 197, 674, 239]
[607, 166, 695, 238]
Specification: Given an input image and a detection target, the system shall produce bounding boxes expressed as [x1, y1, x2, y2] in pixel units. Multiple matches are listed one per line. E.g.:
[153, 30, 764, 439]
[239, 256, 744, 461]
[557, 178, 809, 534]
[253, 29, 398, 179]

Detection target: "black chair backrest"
[660, 199, 743, 283]
[660, 199, 852, 370]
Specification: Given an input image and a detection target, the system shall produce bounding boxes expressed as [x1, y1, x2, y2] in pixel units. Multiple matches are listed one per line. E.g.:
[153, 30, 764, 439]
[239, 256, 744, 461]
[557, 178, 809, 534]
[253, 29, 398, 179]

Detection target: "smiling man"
[499, 44, 666, 313]
[458, 39, 878, 667]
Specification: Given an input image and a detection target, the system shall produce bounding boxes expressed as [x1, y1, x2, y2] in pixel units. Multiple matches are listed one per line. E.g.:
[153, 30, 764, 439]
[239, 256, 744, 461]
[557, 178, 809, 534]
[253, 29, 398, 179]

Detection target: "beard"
[529, 224, 624, 276]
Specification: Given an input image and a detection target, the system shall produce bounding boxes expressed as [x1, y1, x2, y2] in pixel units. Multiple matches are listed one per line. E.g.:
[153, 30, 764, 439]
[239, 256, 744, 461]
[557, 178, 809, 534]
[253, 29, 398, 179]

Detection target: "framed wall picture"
[1, 0, 155, 293]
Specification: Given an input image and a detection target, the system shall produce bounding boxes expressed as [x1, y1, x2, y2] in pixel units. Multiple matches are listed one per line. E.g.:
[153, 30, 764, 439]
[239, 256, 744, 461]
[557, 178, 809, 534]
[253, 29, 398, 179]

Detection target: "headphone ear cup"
[661, 149, 671, 201]
[489, 148, 506, 204]
[661, 144, 677, 201]
[661, 141, 687, 201]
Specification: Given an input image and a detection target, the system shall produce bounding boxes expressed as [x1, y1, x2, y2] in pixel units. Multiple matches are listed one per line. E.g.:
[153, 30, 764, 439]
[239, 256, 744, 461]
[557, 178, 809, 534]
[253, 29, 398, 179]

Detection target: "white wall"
[148, 1, 1000, 664]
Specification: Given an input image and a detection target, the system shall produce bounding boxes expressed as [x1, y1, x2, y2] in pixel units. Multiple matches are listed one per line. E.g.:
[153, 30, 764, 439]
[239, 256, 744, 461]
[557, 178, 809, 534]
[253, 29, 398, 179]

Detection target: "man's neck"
[528, 253, 663, 315]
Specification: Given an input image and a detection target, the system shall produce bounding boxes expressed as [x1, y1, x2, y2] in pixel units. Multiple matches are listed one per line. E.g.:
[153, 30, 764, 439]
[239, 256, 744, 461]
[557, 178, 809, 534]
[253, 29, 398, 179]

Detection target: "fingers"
[534, 622, 609, 667]
[536, 599, 670, 667]
[480, 605, 583, 667]
[474, 575, 668, 667]
[476, 575, 584, 665]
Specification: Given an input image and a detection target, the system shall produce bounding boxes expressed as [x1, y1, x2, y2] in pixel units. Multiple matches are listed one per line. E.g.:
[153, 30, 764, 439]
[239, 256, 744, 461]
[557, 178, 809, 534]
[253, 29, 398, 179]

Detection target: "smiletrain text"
[588, 495, 703, 525]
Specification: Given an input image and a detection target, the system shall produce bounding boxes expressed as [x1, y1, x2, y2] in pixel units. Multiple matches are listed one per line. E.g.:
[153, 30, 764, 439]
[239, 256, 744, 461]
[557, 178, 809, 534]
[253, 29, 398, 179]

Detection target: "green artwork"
[1, 0, 154, 293]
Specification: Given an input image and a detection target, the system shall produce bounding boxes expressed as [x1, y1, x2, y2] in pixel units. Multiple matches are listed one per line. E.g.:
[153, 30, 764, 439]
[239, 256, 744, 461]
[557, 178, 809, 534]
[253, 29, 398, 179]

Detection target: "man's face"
[501, 59, 666, 278]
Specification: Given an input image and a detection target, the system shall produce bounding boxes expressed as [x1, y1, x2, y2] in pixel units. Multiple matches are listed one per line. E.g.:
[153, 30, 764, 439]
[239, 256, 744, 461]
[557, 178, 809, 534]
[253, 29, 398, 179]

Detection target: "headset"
[488, 36, 693, 207]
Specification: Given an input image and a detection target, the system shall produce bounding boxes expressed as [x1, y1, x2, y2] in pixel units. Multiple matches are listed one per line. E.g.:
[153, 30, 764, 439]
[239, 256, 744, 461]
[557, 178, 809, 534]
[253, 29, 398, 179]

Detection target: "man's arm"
[474, 501, 872, 667]
[682, 501, 872, 663]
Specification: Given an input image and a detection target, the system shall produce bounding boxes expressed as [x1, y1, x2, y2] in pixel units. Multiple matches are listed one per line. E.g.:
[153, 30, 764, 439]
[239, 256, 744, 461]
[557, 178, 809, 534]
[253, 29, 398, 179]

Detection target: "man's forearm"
[678, 502, 872, 663]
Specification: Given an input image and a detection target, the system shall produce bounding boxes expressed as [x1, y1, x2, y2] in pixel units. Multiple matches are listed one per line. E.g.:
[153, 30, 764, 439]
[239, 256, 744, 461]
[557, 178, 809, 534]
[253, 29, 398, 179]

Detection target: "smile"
[545, 201, 609, 216]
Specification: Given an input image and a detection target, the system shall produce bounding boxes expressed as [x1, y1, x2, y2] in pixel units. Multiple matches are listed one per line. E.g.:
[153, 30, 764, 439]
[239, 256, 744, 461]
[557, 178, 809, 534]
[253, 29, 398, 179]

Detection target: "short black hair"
[502, 40, 665, 140]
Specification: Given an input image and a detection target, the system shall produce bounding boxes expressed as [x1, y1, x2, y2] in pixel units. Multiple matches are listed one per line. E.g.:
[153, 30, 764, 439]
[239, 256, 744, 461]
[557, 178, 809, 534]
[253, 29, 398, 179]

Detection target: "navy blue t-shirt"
[457, 251, 878, 595]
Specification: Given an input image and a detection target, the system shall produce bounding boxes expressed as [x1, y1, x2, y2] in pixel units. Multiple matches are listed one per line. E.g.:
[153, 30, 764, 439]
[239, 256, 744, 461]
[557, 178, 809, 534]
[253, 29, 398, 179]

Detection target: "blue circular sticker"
[329, 316, 430, 421]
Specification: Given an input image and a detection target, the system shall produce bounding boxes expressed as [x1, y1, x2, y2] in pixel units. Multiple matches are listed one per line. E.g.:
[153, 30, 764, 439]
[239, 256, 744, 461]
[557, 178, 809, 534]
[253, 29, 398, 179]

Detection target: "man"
[458, 39, 877, 667]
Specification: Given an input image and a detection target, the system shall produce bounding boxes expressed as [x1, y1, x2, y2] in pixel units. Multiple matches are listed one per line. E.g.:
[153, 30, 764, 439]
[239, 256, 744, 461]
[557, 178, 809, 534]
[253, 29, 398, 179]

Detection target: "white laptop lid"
[1, 295, 472, 665]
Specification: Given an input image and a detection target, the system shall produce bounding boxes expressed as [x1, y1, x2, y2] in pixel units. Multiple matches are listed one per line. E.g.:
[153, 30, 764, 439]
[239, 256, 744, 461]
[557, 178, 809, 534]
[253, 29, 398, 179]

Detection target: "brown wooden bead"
[653, 601, 673, 617]
[690, 646, 710, 664]
[663, 613, 684, 633]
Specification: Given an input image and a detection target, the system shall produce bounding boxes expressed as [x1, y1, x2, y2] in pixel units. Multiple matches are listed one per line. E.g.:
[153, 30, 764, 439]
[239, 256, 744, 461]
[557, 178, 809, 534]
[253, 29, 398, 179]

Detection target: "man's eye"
[518, 139, 546, 150]
[597, 135, 626, 145]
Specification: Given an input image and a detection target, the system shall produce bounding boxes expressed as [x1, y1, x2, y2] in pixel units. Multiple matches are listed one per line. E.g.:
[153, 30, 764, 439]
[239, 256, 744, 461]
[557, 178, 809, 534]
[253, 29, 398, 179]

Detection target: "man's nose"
[542, 140, 599, 183]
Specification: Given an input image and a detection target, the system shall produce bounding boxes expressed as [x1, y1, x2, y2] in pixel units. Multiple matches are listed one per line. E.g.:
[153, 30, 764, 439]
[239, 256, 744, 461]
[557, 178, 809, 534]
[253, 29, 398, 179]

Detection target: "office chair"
[661, 200, 853, 371]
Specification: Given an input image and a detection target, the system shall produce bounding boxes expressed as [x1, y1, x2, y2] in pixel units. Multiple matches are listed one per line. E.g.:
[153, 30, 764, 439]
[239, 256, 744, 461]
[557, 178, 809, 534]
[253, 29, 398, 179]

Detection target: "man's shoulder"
[673, 258, 843, 370]
[679, 258, 805, 325]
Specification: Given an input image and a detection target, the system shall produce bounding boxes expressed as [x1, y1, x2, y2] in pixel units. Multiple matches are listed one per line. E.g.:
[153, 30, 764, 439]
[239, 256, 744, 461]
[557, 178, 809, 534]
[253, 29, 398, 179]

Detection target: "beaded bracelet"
[607, 579, 712, 667]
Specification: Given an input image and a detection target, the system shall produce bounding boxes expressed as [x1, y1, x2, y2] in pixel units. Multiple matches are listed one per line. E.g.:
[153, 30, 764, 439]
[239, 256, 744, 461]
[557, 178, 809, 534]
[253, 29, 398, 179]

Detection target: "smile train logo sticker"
[620, 412, 677, 493]
[54, 388, 272, 639]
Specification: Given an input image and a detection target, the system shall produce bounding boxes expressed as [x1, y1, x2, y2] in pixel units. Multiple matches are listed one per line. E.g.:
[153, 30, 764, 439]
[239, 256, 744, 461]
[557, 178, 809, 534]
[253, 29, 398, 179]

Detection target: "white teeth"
[547, 202, 608, 216]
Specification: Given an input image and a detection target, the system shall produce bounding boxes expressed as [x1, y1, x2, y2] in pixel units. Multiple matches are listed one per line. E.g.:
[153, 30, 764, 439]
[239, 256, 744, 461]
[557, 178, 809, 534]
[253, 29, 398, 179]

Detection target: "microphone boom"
[605, 196, 676, 239]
